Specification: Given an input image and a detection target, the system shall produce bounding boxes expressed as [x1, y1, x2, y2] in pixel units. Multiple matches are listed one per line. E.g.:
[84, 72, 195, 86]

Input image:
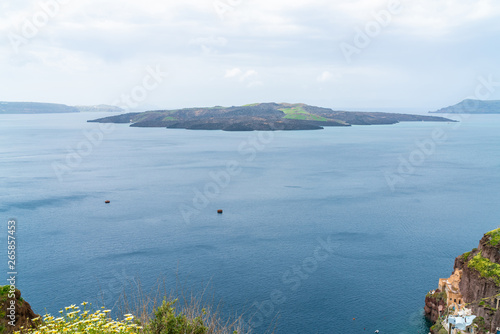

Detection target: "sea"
[1, 112, 499, 333]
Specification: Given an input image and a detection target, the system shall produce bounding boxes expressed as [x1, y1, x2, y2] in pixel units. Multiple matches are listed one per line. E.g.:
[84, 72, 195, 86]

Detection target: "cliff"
[425, 290, 447, 324]
[455, 230, 500, 331]
[0, 286, 38, 333]
[426, 229, 500, 333]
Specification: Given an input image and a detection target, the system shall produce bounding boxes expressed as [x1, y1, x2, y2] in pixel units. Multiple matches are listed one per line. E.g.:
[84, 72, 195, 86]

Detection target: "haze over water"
[1, 113, 499, 333]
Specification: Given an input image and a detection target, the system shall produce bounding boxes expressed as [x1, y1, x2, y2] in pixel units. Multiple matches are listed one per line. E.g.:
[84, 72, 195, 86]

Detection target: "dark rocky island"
[430, 99, 500, 114]
[88, 102, 453, 131]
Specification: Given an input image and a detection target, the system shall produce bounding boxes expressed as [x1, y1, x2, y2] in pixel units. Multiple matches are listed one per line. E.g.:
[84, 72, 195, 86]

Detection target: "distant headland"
[88, 102, 454, 131]
[429, 99, 500, 114]
[0, 101, 123, 114]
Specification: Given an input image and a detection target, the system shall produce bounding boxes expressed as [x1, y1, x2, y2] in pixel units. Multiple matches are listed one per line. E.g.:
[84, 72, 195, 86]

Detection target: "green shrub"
[467, 252, 500, 285]
[431, 321, 445, 332]
[473, 316, 487, 333]
[146, 299, 208, 334]
[486, 228, 500, 246]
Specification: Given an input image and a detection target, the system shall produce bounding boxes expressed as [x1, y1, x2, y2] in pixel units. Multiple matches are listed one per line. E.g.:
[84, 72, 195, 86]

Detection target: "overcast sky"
[1, 0, 500, 111]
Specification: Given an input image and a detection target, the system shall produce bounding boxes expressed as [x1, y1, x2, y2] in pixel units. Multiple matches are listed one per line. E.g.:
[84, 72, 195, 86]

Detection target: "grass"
[0, 285, 9, 302]
[467, 251, 500, 286]
[278, 106, 329, 122]
[486, 228, 500, 246]
[15, 297, 249, 334]
[115, 279, 252, 334]
[430, 321, 447, 334]
[162, 116, 177, 121]
[14, 278, 257, 334]
[462, 251, 472, 261]
[427, 290, 447, 302]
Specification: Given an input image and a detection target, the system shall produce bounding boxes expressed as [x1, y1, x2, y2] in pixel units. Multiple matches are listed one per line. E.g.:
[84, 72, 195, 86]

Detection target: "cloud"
[224, 68, 258, 82]
[189, 36, 228, 47]
[223, 68, 262, 88]
[225, 68, 242, 78]
[1, 0, 500, 108]
[240, 70, 258, 82]
[247, 80, 263, 88]
[317, 71, 333, 82]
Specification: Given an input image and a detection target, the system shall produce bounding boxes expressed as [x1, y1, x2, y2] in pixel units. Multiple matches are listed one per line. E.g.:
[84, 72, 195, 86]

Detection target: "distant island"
[88, 103, 454, 131]
[0, 101, 123, 114]
[73, 104, 124, 113]
[430, 99, 500, 114]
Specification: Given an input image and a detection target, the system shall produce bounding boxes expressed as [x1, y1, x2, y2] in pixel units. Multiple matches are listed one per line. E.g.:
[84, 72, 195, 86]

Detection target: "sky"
[1, 0, 500, 112]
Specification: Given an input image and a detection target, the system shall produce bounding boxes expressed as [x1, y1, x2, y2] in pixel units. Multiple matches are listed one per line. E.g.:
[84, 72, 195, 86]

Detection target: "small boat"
[217, 209, 223, 214]
[105, 200, 110, 204]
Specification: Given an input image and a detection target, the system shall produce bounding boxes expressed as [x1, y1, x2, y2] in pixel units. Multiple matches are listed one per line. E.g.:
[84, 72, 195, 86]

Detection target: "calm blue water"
[1, 113, 499, 333]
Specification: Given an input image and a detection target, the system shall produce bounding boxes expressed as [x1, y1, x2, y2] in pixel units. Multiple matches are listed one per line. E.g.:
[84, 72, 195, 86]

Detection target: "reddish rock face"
[424, 291, 447, 324]
[0, 288, 39, 333]
[427, 232, 500, 333]
[454, 234, 500, 331]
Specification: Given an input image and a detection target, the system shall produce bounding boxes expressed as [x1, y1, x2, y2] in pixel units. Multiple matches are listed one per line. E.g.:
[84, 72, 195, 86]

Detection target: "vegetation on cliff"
[426, 290, 447, 303]
[467, 252, 500, 286]
[485, 228, 500, 246]
[0, 287, 38, 334]
[429, 321, 447, 334]
[13, 299, 246, 334]
[3, 285, 247, 334]
[427, 228, 500, 333]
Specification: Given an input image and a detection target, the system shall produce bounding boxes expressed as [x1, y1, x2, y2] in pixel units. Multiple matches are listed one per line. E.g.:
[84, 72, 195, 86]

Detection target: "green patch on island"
[468, 251, 500, 285]
[242, 103, 260, 107]
[486, 228, 500, 246]
[206, 106, 227, 109]
[162, 116, 177, 121]
[279, 106, 329, 121]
